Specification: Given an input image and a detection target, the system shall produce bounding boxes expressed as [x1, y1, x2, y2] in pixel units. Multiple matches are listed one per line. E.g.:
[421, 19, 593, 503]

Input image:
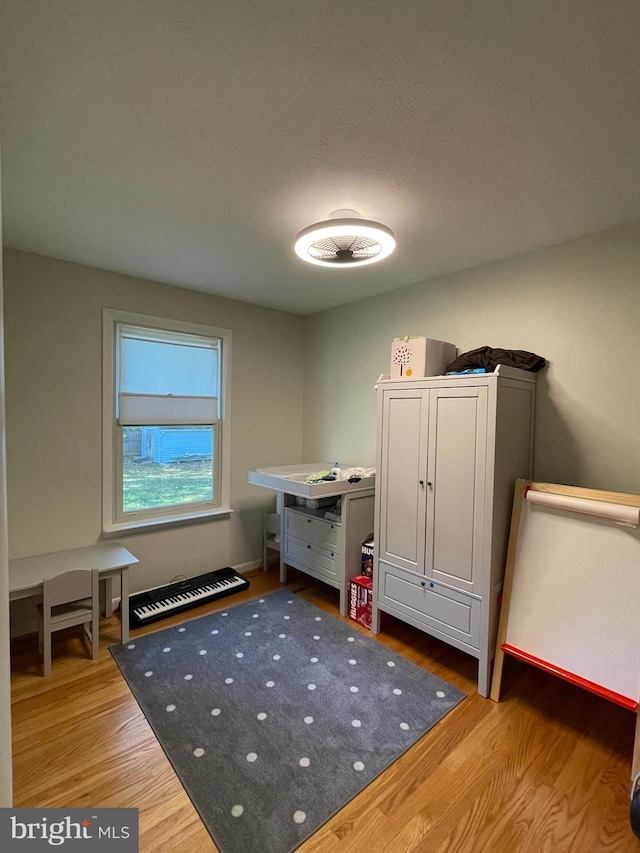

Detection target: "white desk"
[9, 543, 138, 644]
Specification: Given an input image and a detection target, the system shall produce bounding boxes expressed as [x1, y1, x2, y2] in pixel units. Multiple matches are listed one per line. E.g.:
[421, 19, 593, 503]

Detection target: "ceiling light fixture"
[294, 210, 396, 268]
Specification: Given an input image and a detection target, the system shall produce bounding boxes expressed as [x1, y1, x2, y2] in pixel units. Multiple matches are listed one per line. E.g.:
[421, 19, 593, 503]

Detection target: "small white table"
[9, 543, 139, 644]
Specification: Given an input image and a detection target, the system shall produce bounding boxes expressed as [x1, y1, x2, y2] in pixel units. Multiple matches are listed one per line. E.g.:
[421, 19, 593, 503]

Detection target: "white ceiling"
[1, 1, 639, 315]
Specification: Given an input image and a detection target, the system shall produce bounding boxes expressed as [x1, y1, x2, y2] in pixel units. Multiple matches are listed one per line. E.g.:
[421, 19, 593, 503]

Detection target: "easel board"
[491, 481, 640, 708]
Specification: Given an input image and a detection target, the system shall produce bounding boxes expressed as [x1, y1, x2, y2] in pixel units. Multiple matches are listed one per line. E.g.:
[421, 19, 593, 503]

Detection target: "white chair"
[37, 568, 100, 676]
[263, 512, 281, 571]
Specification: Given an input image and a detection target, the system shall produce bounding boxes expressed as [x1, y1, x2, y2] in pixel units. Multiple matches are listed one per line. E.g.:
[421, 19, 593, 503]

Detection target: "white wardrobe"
[371, 365, 536, 696]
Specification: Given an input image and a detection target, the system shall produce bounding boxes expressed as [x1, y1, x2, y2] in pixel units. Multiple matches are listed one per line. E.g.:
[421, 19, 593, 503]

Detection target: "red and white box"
[348, 575, 373, 629]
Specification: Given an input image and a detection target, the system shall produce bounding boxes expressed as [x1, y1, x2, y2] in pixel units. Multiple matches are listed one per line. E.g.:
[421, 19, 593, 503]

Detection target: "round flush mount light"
[294, 212, 396, 268]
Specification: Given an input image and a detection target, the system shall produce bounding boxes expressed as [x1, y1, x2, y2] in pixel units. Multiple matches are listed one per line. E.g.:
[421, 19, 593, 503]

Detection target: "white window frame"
[102, 308, 232, 533]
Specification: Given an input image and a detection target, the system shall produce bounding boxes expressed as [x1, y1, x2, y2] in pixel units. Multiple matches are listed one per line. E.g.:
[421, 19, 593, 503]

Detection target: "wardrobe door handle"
[426, 481, 432, 487]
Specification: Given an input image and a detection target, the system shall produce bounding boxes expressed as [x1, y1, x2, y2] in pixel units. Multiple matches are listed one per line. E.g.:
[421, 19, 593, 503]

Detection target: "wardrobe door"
[377, 389, 429, 575]
[425, 385, 488, 595]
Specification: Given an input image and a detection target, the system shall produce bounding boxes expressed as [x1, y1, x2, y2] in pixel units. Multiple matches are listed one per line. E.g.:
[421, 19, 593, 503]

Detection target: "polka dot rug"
[110, 589, 465, 853]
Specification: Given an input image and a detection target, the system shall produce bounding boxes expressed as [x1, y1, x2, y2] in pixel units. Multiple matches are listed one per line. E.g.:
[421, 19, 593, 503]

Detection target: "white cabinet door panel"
[427, 387, 487, 595]
[378, 391, 428, 573]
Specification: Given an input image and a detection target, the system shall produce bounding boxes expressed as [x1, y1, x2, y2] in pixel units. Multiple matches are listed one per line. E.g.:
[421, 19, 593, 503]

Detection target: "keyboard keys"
[130, 569, 249, 626]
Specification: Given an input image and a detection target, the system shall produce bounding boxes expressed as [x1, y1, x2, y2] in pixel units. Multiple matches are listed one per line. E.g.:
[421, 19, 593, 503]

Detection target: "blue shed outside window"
[141, 427, 212, 463]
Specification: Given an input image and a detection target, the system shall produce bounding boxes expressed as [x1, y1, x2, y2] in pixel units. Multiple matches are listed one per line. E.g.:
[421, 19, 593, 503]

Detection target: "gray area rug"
[110, 589, 465, 853]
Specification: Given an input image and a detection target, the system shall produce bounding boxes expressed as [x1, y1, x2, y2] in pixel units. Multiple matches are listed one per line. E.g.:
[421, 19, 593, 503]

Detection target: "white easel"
[490, 480, 640, 778]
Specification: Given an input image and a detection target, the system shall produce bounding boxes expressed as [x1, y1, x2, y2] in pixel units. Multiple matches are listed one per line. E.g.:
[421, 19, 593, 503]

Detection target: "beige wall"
[4, 219, 640, 639]
[3, 249, 304, 613]
[302, 220, 640, 495]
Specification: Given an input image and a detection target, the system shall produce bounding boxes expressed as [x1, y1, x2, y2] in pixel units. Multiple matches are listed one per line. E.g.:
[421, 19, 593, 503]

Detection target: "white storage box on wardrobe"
[390, 336, 456, 379]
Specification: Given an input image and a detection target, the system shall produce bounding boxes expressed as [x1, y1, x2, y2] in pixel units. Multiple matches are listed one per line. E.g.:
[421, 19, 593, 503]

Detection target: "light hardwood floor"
[10, 567, 639, 852]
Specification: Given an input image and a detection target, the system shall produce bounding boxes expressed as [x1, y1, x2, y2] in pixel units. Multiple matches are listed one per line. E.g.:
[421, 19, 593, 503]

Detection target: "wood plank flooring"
[10, 567, 639, 852]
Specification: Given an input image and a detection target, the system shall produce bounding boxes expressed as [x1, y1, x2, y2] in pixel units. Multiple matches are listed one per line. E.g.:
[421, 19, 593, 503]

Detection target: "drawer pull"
[307, 544, 311, 549]
[421, 581, 426, 587]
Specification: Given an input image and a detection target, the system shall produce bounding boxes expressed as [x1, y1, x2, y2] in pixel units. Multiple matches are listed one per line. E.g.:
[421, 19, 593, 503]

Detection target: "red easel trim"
[501, 643, 638, 712]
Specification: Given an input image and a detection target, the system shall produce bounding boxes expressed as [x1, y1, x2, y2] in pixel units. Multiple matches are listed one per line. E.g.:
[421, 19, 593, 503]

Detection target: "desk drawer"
[284, 509, 340, 551]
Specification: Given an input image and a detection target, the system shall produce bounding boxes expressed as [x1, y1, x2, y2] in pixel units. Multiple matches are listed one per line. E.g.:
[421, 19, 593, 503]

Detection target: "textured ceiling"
[1, 0, 639, 315]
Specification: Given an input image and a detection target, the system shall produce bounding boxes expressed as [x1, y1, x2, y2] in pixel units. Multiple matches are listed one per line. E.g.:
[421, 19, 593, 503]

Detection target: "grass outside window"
[122, 456, 213, 512]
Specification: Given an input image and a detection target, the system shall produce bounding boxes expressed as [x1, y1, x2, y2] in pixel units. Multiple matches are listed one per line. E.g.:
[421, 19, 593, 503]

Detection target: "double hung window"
[103, 309, 231, 532]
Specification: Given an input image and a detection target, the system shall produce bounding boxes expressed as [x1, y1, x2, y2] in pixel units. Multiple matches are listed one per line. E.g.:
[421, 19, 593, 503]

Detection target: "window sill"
[102, 507, 233, 537]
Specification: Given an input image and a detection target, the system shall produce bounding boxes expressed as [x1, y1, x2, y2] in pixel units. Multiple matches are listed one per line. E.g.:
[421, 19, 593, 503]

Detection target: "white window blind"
[117, 324, 220, 425]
